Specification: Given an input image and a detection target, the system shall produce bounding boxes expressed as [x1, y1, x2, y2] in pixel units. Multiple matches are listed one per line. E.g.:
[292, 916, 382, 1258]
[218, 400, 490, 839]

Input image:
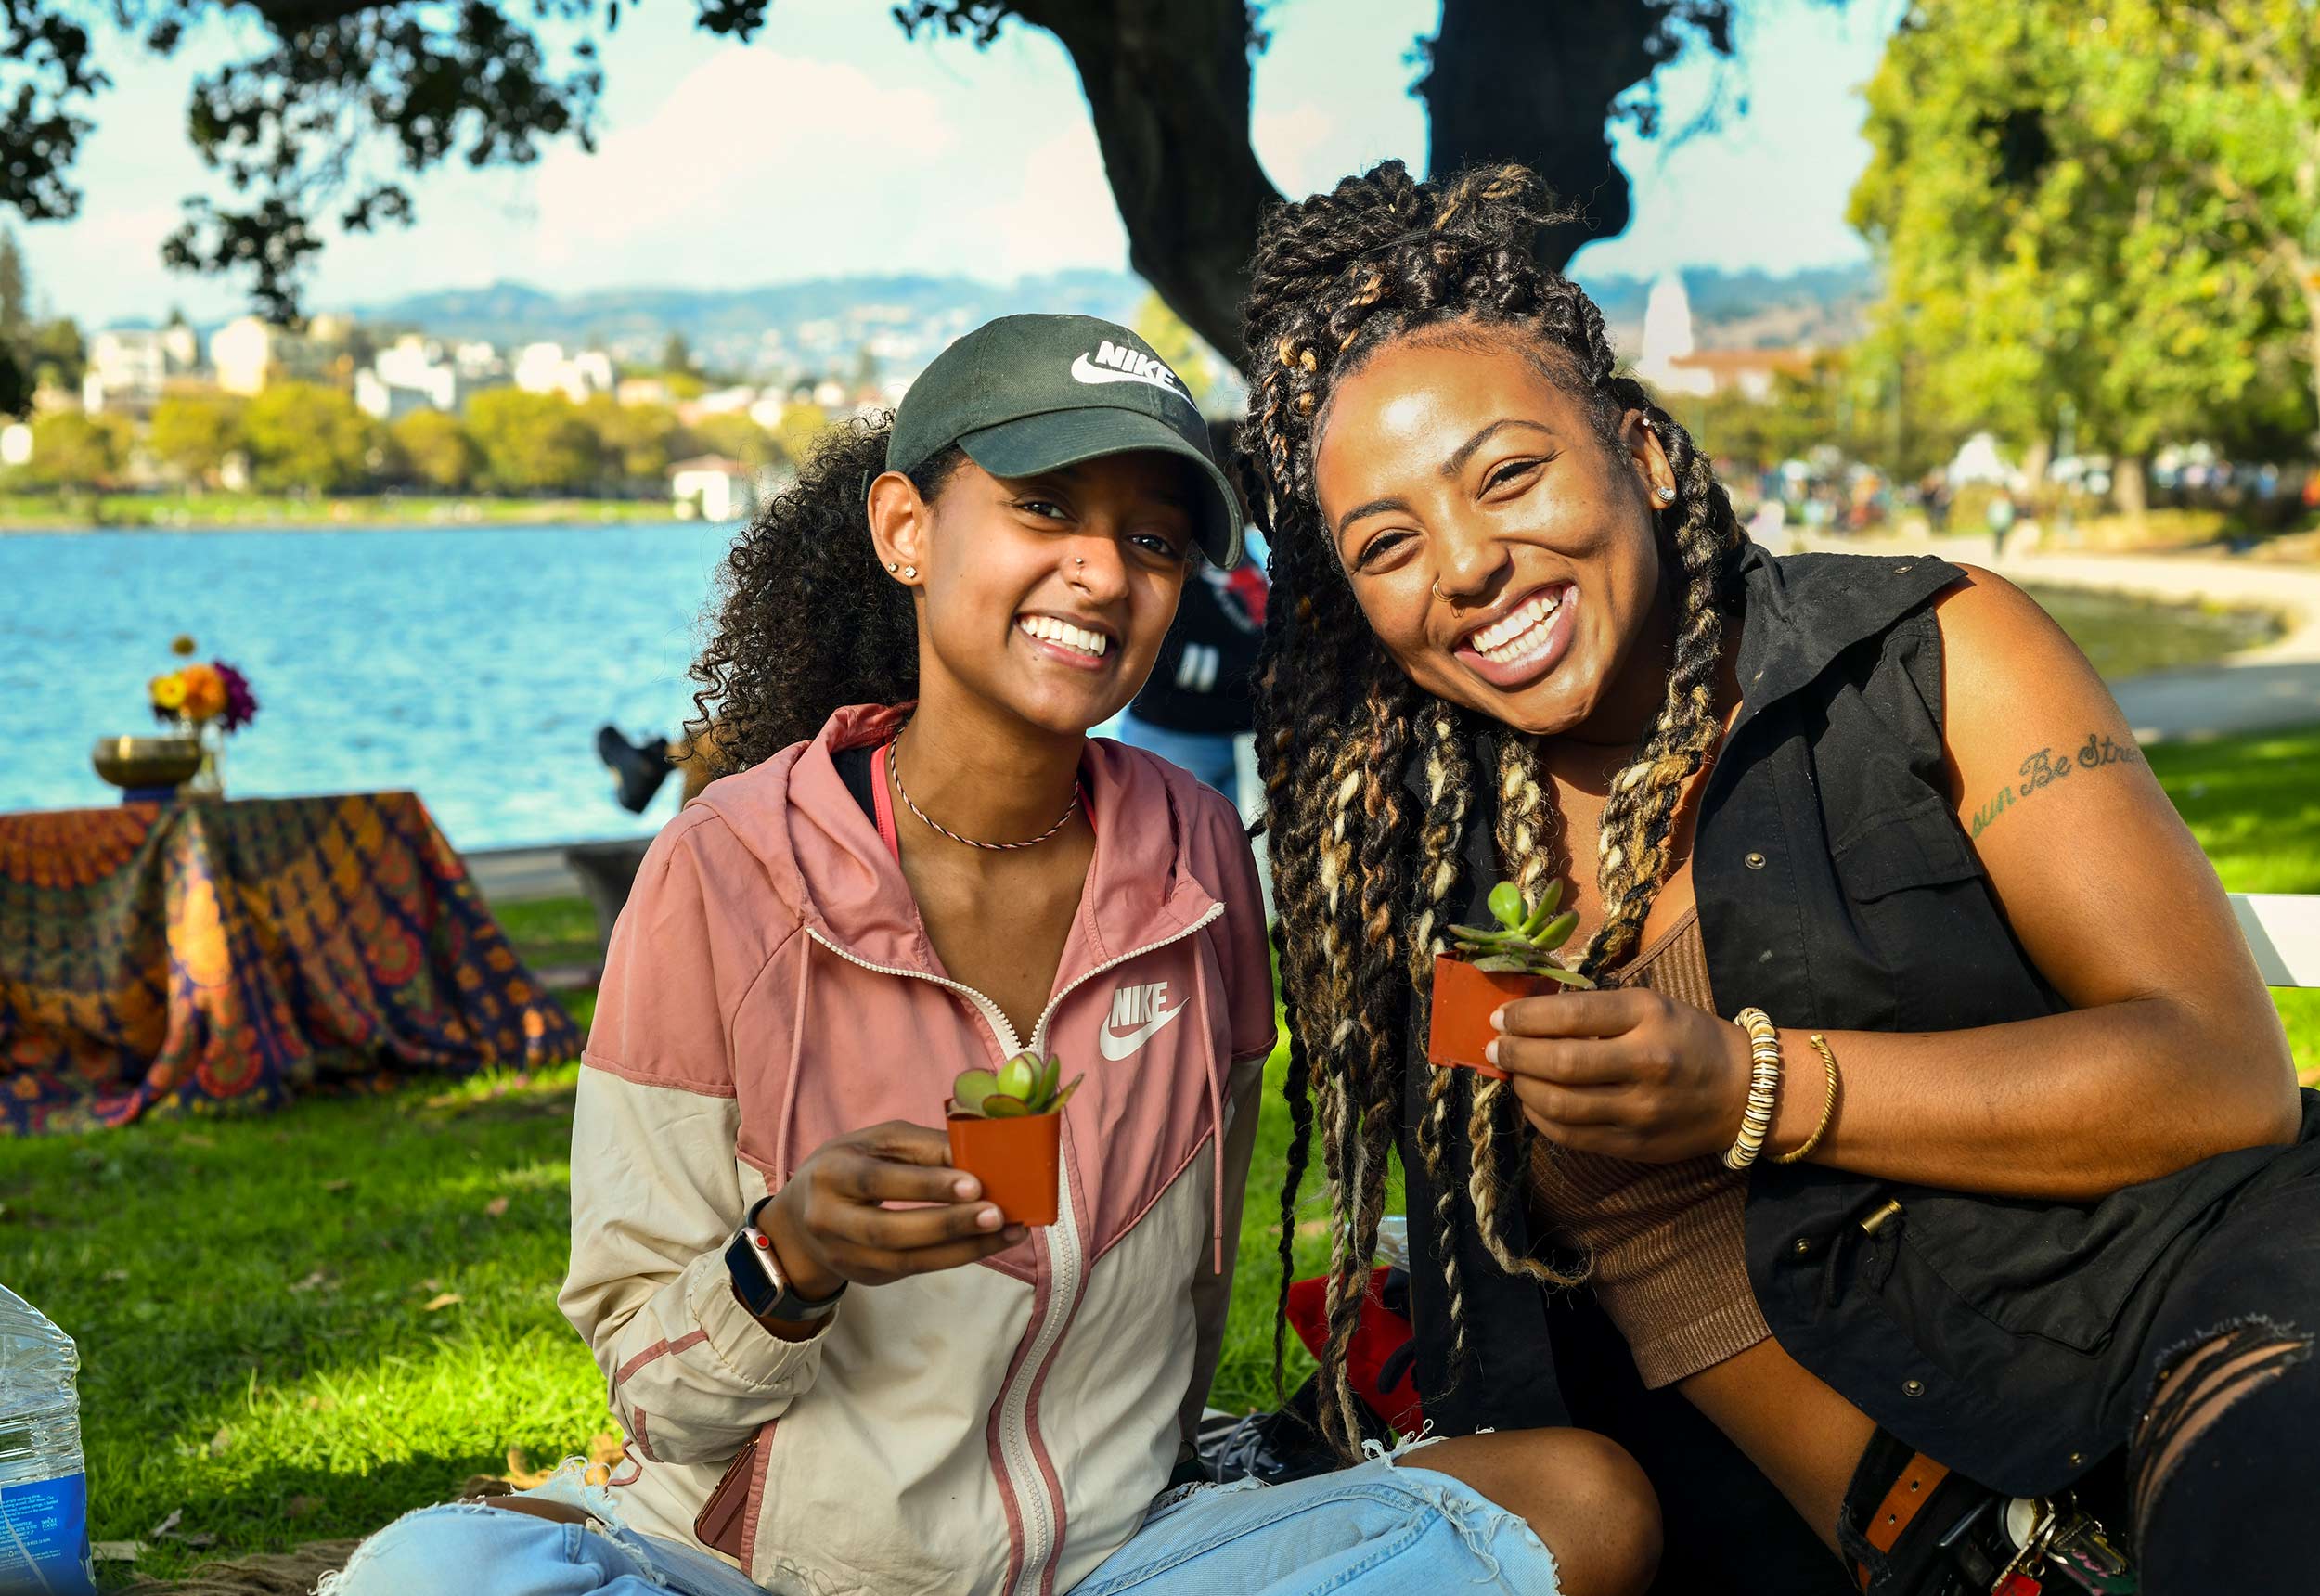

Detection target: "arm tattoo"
[1969, 731, 2143, 839]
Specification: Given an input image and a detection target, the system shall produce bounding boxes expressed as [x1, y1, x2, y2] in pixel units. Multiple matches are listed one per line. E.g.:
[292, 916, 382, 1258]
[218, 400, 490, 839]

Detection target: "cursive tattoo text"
[1968, 731, 2143, 839]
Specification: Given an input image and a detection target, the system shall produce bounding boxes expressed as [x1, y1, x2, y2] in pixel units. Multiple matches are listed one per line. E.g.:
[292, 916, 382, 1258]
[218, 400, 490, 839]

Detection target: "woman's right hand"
[761, 1121, 1025, 1298]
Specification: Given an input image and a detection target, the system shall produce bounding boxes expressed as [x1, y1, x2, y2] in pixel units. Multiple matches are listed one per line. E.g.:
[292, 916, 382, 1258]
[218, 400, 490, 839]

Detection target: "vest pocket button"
[1745, 852, 1767, 870]
[1901, 1378, 1926, 1397]
[1793, 1238, 1812, 1255]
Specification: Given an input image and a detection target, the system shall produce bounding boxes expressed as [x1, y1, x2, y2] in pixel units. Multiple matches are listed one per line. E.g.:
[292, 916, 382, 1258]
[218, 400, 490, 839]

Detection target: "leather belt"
[1854, 1451, 1953, 1590]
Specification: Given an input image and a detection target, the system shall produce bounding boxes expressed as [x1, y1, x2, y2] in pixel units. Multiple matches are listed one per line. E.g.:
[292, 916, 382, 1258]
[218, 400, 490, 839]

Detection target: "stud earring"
[902, 565, 917, 579]
[1655, 486, 1677, 504]
[885, 561, 899, 573]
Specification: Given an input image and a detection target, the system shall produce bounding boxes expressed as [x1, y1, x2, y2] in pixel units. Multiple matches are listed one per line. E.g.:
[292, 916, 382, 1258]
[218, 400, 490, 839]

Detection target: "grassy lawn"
[6, 731, 2313, 1584]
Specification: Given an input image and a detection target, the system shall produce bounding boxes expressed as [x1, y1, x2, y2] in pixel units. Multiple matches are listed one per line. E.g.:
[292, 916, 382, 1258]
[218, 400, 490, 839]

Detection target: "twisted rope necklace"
[885, 739, 1080, 852]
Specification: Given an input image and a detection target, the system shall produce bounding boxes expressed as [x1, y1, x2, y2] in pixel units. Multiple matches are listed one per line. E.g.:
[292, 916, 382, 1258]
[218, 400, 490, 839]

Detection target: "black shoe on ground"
[597, 725, 673, 814]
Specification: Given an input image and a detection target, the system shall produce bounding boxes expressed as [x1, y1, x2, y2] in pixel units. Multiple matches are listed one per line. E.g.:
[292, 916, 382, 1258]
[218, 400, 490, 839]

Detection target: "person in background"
[596, 724, 715, 814]
[1113, 552, 1269, 810]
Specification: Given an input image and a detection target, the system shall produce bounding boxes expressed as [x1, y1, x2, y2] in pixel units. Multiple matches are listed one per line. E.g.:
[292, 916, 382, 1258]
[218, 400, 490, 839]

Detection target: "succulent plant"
[1447, 878, 1596, 985]
[950, 1051, 1083, 1119]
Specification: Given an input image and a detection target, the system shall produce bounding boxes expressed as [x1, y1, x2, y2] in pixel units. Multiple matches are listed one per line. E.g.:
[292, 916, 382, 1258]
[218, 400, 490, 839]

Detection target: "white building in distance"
[211, 316, 325, 396]
[513, 343, 615, 404]
[669, 456, 759, 522]
[354, 335, 509, 419]
[82, 326, 202, 415]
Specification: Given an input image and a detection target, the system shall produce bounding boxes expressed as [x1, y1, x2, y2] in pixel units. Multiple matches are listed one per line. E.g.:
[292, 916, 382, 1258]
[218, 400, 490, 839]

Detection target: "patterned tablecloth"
[0, 792, 584, 1135]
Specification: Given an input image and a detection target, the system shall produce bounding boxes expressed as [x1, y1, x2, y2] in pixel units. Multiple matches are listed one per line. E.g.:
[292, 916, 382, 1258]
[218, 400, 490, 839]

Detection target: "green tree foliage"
[1131, 290, 1219, 411]
[27, 318, 84, 393]
[148, 393, 248, 486]
[767, 403, 830, 470]
[389, 407, 482, 492]
[579, 394, 683, 488]
[466, 389, 603, 494]
[691, 410, 781, 472]
[242, 381, 378, 493]
[1852, 0, 2320, 489]
[18, 409, 130, 488]
[660, 331, 693, 375]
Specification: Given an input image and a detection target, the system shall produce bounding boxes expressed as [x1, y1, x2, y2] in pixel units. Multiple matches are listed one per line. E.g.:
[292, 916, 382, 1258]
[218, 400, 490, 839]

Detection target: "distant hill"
[334, 261, 1875, 378]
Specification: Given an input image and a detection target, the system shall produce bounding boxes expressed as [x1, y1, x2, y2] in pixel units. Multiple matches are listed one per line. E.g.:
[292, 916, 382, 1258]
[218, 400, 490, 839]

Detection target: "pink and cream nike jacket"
[559, 702, 1276, 1596]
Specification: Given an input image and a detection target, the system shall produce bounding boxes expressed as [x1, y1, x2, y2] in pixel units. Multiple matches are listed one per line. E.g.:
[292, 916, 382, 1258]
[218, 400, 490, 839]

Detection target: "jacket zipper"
[805, 907, 1224, 1596]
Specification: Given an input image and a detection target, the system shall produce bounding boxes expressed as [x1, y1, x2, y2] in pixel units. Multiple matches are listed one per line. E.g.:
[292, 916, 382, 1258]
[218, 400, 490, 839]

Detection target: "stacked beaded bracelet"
[1722, 1007, 1784, 1170]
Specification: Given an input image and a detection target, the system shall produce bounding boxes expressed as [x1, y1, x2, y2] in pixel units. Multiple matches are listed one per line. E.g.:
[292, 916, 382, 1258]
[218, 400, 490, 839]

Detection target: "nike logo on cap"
[1071, 341, 1192, 405]
[1099, 979, 1184, 1060]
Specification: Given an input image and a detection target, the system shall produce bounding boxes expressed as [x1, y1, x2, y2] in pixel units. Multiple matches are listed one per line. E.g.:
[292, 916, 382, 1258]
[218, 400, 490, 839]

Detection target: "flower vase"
[182, 722, 226, 799]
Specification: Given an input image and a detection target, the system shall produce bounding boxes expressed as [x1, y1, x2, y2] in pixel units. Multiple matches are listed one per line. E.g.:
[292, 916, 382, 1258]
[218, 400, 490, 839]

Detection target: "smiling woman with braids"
[1243, 161, 2320, 1596]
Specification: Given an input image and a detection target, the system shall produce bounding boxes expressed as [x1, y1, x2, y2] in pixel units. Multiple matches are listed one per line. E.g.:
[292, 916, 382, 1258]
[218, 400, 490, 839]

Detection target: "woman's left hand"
[1487, 987, 1755, 1164]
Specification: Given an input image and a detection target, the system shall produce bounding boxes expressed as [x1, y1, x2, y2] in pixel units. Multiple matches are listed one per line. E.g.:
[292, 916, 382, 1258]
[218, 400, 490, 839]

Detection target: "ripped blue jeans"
[322, 1447, 1561, 1596]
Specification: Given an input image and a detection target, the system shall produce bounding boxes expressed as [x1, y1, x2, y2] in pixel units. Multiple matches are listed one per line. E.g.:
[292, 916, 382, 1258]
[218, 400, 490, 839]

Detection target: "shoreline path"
[1802, 530, 2320, 745]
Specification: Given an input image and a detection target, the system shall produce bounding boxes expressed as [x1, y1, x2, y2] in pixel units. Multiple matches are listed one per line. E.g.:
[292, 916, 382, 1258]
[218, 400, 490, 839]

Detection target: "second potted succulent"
[947, 1051, 1082, 1227]
[1427, 878, 1593, 1080]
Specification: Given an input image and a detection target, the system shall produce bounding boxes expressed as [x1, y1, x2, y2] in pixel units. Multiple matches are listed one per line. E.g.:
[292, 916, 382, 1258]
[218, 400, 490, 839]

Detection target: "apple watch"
[726, 1195, 845, 1323]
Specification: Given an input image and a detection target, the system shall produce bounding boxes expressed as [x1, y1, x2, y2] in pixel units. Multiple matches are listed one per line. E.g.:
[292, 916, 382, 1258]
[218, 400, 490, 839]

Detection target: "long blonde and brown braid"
[1242, 158, 1746, 1453]
[1467, 736, 1590, 1291]
[1408, 704, 1476, 1371]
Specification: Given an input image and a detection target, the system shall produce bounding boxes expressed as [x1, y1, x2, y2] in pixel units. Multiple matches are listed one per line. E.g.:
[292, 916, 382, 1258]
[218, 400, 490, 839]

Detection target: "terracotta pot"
[1426, 955, 1559, 1081]
[947, 1108, 1062, 1227]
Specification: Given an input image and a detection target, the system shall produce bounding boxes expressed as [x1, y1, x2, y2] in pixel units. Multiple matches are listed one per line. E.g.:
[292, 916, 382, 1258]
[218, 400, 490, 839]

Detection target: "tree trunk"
[1022, 0, 1718, 366]
[1419, 0, 1682, 270]
[1017, 0, 1282, 365]
[2304, 284, 2320, 455]
[2115, 452, 2149, 529]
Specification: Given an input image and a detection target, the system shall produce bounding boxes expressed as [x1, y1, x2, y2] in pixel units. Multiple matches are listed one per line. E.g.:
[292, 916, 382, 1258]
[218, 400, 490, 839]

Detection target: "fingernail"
[1489, 1006, 1507, 1031]
[954, 1178, 979, 1201]
[1485, 1038, 1500, 1066]
[977, 1205, 1003, 1229]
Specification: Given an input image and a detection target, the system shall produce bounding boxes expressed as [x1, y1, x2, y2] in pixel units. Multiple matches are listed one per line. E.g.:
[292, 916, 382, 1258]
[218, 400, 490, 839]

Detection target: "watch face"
[728, 1228, 784, 1315]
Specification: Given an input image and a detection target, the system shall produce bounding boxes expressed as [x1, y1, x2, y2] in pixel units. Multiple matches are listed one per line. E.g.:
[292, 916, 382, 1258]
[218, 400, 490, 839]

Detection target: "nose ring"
[1431, 579, 1449, 602]
[1076, 556, 1086, 567]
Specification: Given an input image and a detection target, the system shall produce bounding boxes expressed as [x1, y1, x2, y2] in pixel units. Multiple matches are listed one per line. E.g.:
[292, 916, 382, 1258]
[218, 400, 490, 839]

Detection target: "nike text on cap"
[884, 313, 1245, 569]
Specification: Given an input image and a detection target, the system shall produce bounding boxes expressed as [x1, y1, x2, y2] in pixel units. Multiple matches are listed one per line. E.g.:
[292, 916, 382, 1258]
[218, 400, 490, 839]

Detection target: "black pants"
[1557, 1165, 2320, 1596]
[2127, 1169, 2319, 1593]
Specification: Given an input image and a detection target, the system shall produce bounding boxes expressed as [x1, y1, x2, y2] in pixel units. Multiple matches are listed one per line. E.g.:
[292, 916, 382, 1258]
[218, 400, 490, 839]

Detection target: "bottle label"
[0, 1470, 95, 1596]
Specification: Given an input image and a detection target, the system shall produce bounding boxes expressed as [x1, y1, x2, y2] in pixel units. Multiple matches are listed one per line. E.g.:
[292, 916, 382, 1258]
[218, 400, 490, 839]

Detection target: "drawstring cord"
[775, 931, 812, 1181]
[1193, 944, 1225, 1275]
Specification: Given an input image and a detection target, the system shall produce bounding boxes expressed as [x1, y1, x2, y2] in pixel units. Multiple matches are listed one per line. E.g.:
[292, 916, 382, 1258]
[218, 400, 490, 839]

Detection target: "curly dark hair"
[1238, 160, 1748, 1454]
[685, 415, 961, 773]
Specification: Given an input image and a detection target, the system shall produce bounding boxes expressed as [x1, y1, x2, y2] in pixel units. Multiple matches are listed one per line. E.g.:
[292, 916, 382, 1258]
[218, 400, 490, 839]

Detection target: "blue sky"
[17, 0, 1902, 328]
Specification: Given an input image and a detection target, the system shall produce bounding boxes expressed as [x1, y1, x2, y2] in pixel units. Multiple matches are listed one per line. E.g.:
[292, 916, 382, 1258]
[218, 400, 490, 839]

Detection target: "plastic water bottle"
[0, 1284, 93, 1596]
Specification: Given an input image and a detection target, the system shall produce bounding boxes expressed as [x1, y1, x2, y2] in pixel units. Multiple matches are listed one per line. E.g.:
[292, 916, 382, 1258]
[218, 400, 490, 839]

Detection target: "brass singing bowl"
[92, 734, 203, 790]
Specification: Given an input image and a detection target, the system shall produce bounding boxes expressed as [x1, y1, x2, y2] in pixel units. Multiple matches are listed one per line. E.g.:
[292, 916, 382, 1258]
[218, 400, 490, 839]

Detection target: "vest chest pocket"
[1829, 793, 1984, 901]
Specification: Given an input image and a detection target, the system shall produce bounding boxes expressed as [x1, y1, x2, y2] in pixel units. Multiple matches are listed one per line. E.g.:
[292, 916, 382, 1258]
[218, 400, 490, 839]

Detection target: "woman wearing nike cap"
[327, 313, 1656, 1596]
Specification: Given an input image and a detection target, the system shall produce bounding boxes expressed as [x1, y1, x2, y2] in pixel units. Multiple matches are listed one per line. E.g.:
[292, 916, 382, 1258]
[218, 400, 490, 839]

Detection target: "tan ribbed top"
[1527, 905, 1772, 1388]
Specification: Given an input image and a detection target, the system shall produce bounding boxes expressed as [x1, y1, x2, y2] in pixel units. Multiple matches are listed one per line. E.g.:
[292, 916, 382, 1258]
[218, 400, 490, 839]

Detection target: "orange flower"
[179, 663, 227, 723]
[149, 672, 188, 713]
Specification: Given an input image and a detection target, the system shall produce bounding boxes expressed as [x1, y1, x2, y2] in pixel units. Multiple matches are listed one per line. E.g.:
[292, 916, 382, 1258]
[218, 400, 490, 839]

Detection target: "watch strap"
[728, 1197, 845, 1321]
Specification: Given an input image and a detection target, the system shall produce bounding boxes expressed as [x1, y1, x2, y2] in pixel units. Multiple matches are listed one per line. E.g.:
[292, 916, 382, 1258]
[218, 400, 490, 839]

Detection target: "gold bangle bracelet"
[1773, 1033, 1840, 1165]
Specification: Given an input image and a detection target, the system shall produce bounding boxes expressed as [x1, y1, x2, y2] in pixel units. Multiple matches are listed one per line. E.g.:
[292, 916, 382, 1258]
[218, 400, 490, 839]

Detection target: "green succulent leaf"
[998, 1055, 1039, 1101]
[1487, 881, 1526, 929]
[1534, 877, 1564, 921]
[1050, 1075, 1085, 1112]
[1535, 909, 1579, 950]
[1472, 954, 1533, 973]
[1536, 963, 1595, 987]
[1035, 1054, 1061, 1107]
[981, 1094, 1031, 1118]
[951, 1069, 1000, 1117]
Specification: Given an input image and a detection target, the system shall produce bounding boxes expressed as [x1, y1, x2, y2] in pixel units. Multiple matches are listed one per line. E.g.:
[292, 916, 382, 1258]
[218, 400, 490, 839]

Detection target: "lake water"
[1, 523, 741, 852]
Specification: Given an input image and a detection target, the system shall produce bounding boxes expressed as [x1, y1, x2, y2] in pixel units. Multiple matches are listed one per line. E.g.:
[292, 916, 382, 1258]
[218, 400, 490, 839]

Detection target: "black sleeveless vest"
[1397, 545, 2320, 1495]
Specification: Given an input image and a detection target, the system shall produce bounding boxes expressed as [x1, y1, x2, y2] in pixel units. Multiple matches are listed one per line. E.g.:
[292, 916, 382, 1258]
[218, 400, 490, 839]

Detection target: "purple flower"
[215, 661, 260, 734]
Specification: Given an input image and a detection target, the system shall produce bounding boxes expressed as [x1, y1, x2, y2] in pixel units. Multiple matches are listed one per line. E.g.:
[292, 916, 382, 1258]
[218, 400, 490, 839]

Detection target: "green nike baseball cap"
[886, 313, 1244, 568]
